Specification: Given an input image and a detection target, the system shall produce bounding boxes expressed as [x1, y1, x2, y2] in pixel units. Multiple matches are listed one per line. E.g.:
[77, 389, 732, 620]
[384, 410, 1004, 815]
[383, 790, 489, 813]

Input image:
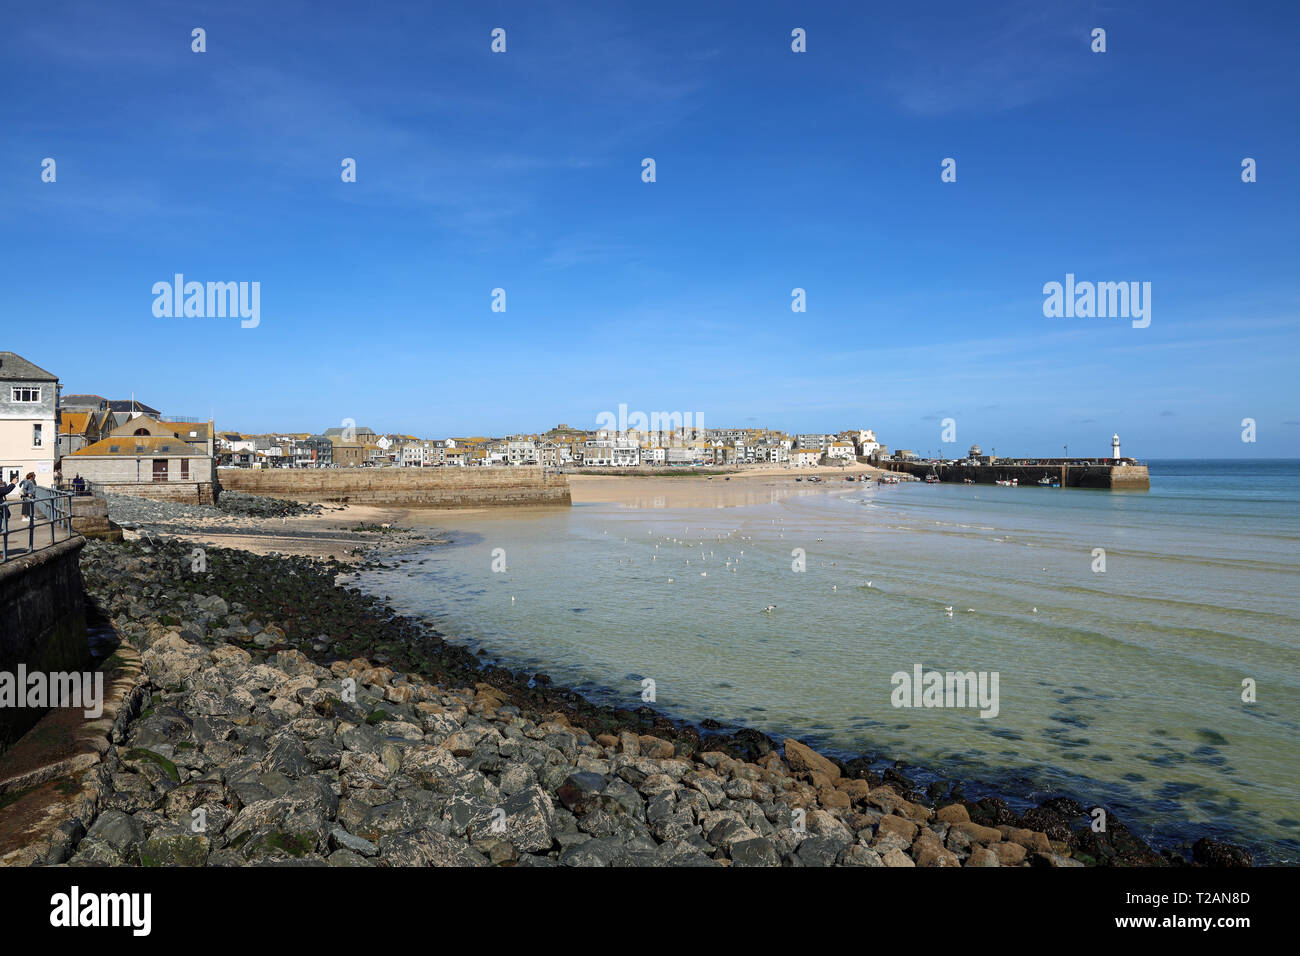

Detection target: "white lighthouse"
[1112, 433, 1122, 462]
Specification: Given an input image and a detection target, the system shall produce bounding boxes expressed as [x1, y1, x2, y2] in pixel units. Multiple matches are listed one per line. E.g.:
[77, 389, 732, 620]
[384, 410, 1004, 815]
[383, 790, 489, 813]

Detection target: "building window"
[32, 424, 42, 447]
[11, 386, 40, 403]
[180, 459, 190, 479]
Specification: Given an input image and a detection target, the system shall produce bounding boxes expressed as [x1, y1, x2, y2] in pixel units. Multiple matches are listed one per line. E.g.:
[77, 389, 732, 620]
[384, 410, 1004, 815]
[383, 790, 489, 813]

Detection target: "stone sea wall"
[0, 538, 89, 752]
[218, 468, 571, 509]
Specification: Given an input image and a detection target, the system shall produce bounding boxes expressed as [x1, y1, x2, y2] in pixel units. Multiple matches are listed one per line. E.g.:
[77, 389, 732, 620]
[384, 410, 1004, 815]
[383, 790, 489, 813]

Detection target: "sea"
[351, 459, 1300, 862]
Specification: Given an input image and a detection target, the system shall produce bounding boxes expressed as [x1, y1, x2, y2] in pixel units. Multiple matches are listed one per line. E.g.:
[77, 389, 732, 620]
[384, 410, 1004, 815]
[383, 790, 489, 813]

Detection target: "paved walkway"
[0, 502, 74, 563]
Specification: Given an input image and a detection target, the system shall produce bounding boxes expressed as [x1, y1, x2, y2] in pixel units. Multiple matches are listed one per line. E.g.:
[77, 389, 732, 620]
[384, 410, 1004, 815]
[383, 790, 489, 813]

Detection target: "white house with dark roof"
[0, 352, 59, 486]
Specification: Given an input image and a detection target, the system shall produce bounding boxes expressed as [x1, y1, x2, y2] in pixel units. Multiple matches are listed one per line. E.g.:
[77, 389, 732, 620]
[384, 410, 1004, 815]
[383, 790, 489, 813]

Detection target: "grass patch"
[123, 747, 180, 783]
[264, 830, 315, 858]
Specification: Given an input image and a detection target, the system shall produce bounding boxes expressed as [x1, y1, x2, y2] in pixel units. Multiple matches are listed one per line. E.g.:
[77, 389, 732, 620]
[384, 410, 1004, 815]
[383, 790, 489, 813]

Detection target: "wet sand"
[122, 503, 418, 562]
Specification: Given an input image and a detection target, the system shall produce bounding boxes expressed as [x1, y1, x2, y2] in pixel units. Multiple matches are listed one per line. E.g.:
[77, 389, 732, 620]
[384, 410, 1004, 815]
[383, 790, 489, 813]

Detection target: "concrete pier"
[882, 459, 1149, 490]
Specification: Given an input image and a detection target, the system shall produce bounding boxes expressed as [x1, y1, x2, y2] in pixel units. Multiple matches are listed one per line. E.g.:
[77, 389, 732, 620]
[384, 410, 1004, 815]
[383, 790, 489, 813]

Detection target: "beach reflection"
[569, 476, 859, 510]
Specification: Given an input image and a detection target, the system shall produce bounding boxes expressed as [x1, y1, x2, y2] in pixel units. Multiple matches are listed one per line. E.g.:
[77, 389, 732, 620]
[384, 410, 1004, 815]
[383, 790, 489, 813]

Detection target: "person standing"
[19, 472, 37, 522]
[0, 478, 15, 534]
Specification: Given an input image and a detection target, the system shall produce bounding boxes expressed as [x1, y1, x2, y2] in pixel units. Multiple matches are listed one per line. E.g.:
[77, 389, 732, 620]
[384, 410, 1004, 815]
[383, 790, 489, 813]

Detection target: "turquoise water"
[354, 460, 1300, 862]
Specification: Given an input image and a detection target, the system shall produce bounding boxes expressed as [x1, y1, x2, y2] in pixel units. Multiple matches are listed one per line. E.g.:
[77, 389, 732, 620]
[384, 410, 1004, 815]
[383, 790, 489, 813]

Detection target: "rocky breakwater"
[51, 539, 1251, 868]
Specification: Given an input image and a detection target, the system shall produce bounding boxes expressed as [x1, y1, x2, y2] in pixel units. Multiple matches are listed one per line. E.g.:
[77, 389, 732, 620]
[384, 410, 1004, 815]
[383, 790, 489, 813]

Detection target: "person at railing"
[0, 478, 15, 534]
[19, 473, 36, 523]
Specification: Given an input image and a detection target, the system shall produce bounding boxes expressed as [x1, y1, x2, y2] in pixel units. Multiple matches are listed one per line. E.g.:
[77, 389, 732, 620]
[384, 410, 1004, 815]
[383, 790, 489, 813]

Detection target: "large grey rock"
[730, 836, 781, 867]
[499, 785, 555, 853]
[378, 830, 489, 867]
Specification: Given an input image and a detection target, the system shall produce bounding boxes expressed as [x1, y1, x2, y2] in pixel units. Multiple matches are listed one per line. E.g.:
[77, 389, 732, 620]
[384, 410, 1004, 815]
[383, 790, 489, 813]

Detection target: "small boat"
[1037, 476, 1052, 486]
[925, 474, 940, 483]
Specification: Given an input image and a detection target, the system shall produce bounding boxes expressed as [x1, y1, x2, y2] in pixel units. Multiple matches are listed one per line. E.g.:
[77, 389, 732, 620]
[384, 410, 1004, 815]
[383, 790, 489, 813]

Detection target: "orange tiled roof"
[59, 412, 93, 435]
[72, 436, 205, 457]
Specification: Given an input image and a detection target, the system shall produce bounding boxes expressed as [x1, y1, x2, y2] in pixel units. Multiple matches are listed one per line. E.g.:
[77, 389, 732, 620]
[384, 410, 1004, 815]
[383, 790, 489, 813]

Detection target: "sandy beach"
[567, 463, 891, 509]
[113, 466, 895, 556]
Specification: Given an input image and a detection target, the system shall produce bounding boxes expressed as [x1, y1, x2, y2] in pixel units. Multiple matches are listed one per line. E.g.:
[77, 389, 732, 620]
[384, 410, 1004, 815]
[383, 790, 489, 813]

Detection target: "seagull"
[667, 578, 674, 583]
[763, 604, 777, 613]
[1032, 607, 1038, 613]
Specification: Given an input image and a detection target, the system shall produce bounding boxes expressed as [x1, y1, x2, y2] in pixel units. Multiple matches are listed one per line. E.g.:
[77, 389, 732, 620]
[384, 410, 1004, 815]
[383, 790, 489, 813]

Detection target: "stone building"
[69, 432, 218, 504]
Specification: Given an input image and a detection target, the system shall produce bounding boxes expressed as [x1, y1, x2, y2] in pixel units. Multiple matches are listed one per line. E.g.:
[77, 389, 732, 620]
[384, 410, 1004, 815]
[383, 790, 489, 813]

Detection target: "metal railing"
[1, 487, 76, 562]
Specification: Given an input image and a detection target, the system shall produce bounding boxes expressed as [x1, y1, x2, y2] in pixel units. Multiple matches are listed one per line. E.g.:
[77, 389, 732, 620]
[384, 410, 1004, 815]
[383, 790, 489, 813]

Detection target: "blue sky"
[2, 0, 1297, 458]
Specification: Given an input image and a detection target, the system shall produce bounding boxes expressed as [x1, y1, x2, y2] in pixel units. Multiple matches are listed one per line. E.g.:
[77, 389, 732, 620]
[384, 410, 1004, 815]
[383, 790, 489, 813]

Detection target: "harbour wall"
[0, 537, 89, 752]
[218, 467, 572, 508]
[883, 461, 1150, 490]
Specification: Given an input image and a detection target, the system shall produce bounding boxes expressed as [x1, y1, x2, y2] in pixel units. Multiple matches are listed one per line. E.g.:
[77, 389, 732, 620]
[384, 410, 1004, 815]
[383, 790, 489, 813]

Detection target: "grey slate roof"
[0, 351, 58, 381]
[107, 399, 161, 416]
[62, 393, 108, 409]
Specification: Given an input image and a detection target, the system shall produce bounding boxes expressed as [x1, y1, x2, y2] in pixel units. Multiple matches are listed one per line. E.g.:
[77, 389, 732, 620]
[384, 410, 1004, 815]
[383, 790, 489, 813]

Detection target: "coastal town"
[209, 424, 888, 471]
[4, 350, 1147, 507]
[4, 350, 897, 497]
